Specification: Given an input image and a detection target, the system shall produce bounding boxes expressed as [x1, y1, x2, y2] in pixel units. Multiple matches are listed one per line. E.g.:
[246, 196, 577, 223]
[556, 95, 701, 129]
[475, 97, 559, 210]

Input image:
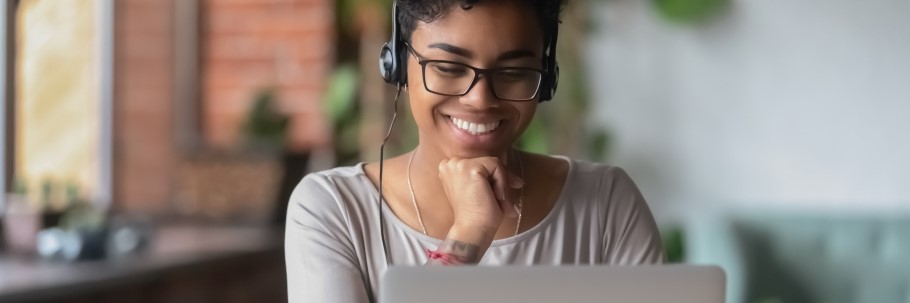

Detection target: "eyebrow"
[427, 42, 537, 61]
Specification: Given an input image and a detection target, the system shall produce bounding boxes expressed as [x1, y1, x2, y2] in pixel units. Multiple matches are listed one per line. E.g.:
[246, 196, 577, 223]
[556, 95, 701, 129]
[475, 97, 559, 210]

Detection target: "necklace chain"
[406, 150, 524, 237]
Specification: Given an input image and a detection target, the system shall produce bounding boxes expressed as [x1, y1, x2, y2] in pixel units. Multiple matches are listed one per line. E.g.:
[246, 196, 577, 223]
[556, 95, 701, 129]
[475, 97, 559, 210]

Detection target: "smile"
[448, 116, 501, 135]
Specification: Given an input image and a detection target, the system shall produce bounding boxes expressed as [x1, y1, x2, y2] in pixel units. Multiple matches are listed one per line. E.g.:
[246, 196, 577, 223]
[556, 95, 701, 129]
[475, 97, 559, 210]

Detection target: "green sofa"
[685, 214, 910, 303]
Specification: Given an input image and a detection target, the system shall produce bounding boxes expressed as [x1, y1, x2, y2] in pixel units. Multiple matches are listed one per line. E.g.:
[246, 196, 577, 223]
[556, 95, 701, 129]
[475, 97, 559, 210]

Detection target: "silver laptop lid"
[381, 265, 725, 303]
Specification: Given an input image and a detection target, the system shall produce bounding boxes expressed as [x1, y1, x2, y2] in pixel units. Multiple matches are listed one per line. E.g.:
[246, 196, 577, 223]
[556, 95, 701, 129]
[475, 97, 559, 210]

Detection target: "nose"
[459, 75, 500, 110]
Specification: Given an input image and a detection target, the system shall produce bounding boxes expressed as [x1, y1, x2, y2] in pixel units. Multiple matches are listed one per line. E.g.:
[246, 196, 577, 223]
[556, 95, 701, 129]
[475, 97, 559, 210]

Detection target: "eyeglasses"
[405, 43, 544, 102]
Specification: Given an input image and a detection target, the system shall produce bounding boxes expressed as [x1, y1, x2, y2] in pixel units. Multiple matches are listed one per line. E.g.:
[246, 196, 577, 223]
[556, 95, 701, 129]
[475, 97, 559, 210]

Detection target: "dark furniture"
[0, 225, 286, 303]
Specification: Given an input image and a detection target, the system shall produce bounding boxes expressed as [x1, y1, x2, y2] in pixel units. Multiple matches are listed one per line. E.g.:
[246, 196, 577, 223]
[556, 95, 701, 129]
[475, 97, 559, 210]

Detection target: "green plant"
[662, 227, 686, 263]
[52, 184, 107, 245]
[325, 64, 362, 165]
[653, 0, 729, 24]
[59, 202, 106, 231]
[41, 179, 53, 208]
[12, 176, 27, 194]
[241, 88, 289, 151]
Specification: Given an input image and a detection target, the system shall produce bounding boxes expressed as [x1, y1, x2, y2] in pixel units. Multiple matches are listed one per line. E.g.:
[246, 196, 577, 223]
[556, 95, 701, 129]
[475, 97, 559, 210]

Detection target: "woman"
[285, 0, 665, 302]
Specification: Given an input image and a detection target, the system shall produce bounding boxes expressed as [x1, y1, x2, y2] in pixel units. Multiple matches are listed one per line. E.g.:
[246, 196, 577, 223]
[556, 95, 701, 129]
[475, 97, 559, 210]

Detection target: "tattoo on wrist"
[425, 249, 465, 265]
[428, 239, 480, 265]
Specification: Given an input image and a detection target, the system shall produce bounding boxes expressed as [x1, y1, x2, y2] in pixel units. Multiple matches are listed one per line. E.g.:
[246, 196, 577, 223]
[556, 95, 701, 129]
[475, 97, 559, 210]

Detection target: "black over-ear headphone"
[378, 2, 560, 102]
[378, 3, 407, 86]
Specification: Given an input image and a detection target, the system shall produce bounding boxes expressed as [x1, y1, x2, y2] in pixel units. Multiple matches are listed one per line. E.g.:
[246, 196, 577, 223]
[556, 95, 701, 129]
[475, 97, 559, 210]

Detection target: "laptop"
[380, 265, 725, 303]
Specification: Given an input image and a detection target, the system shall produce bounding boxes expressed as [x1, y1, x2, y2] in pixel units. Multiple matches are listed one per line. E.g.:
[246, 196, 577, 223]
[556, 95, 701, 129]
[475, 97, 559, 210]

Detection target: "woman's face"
[407, 1, 545, 159]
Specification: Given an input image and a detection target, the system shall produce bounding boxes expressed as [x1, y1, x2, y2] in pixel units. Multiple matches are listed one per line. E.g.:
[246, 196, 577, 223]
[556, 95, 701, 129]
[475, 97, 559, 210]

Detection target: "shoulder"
[295, 164, 372, 195]
[292, 165, 368, 200]
[518, 155, 664, 264]
[288, 164, 375, 227]
[519, 154, 639, 202]
[557, 157, 650, 226]
[562, 157, 641, 199]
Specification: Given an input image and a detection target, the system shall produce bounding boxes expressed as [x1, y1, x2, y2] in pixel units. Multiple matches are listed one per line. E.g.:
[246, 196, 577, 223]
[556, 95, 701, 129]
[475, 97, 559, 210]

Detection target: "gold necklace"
[406, 150, 524, 237]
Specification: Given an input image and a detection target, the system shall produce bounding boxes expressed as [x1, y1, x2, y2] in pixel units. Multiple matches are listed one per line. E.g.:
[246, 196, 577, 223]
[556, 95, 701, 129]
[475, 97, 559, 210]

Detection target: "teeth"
[450, 117, 500, 135]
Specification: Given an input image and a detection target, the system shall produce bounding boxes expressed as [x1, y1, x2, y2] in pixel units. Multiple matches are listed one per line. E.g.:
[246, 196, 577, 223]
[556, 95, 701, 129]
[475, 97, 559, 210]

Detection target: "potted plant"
[3, 178, 74, 254]
[175, 89, 289, 224]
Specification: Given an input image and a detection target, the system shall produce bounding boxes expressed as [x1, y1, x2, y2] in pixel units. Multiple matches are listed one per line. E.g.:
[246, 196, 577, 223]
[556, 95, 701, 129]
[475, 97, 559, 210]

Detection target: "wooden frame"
[1, 0, 19, 211]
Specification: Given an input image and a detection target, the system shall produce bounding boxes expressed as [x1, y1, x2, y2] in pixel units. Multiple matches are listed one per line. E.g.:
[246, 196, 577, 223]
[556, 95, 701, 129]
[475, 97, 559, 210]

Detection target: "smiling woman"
[284, 1, 666, 302]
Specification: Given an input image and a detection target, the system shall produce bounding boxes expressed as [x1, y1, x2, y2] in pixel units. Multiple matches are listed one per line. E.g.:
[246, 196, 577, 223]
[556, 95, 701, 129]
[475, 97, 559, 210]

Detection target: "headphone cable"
[378, 83, 402, 266]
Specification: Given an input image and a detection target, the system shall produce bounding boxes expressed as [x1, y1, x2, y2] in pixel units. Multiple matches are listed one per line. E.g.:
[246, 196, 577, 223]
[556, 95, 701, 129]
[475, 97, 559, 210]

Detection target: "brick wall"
[200, 0, 332, 152]
[114, 0, 176, 214]
[114, 0, 333, 214]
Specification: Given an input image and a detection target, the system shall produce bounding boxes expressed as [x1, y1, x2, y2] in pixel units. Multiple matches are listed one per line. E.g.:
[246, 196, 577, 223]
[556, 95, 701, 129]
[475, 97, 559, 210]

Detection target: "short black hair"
[396, 0, 565, 46]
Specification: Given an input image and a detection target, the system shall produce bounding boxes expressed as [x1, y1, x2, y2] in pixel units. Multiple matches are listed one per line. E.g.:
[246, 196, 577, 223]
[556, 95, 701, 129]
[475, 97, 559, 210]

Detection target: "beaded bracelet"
[425, 249, 465, 265]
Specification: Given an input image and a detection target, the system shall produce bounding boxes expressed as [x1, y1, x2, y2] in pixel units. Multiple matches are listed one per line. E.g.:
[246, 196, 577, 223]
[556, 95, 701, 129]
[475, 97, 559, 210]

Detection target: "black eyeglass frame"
[404, 42, 545, 102]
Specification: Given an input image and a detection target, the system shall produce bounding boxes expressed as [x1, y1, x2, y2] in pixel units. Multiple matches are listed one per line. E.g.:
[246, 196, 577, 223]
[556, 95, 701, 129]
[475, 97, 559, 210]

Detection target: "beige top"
[285, 156, 665, 303]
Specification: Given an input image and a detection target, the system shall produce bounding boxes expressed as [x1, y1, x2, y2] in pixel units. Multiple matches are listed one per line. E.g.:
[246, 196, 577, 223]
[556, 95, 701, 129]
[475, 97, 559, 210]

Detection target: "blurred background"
[0, 0, 907, 302]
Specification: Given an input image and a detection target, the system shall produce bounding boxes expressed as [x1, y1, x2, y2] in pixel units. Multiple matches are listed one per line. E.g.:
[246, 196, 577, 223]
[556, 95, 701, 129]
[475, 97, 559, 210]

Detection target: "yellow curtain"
[16, 0, 97, 208]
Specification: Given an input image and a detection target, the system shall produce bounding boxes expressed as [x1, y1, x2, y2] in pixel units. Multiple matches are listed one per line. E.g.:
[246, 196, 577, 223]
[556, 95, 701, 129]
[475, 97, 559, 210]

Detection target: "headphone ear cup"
[548, 63, 559, 100]
[379, 43, 397, 83]
[539, 60, 559, 102]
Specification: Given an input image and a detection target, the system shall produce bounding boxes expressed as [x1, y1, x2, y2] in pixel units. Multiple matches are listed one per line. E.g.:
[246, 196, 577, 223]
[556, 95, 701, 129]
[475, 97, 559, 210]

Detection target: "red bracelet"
[425, 249, 465, 265]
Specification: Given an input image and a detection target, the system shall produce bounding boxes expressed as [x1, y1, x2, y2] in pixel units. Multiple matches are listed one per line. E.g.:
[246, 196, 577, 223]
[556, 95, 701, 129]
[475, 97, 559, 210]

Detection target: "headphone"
[378, 2, 561, 102]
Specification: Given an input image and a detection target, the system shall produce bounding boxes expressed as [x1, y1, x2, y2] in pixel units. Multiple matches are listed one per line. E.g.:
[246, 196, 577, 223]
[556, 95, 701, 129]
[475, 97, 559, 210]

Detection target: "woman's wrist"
[448, 222, 495, 246]
[426, 224, 495, 265]
[452, 215, 501, 234]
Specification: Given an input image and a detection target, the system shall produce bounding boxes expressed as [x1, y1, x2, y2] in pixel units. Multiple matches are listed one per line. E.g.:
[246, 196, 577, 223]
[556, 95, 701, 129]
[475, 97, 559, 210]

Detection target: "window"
[4, 0, 112, 211]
